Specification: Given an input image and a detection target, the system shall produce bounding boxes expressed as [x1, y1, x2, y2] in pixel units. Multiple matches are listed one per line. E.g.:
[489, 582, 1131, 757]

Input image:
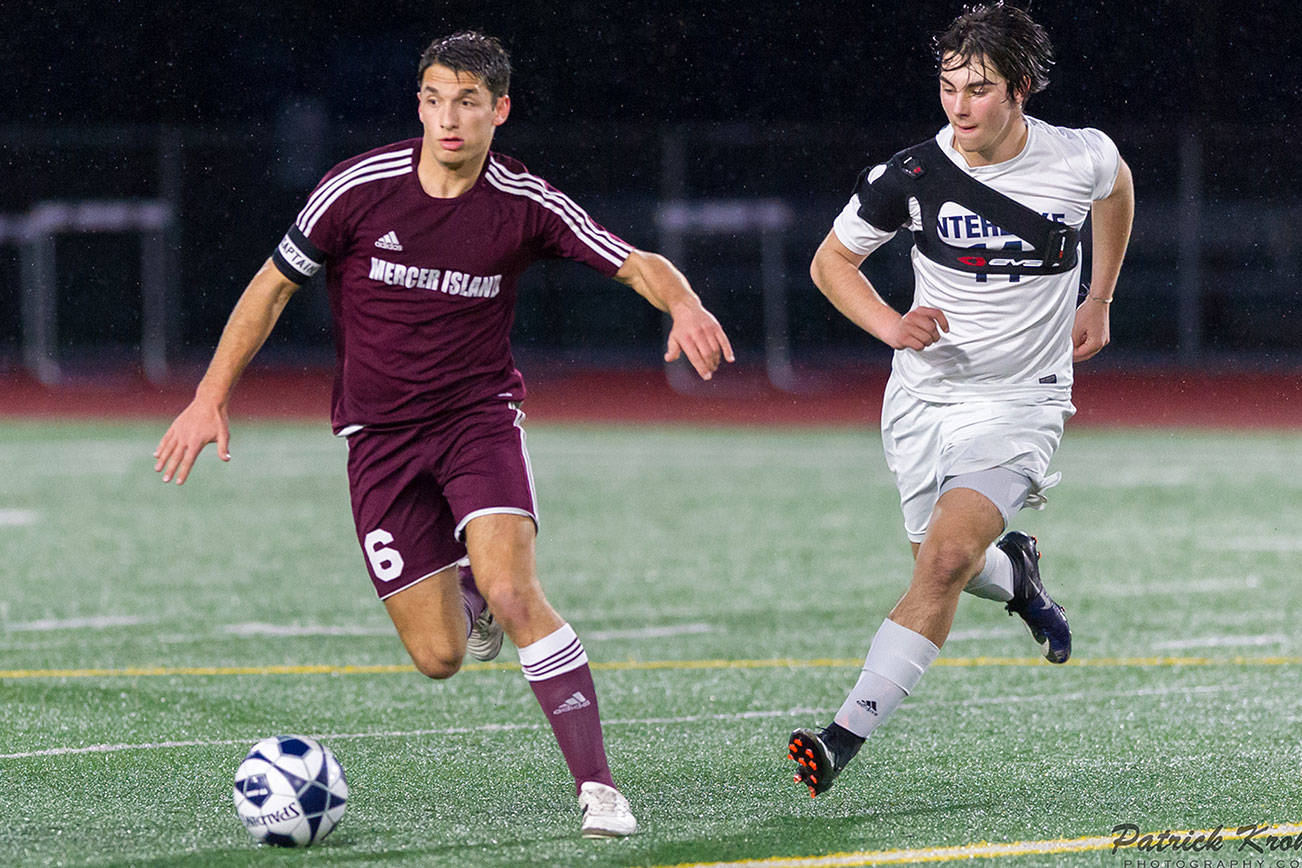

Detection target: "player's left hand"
[666, 304, 735, 380]
[1072, 296, 1111, 362]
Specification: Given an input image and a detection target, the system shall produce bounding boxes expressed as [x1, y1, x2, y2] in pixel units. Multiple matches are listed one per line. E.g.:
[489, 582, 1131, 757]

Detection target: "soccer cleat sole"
[788, 729, 840, 797]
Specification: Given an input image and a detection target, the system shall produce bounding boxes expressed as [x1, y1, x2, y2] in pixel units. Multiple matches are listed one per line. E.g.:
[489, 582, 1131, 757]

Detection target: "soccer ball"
[233, 735, 348, 847]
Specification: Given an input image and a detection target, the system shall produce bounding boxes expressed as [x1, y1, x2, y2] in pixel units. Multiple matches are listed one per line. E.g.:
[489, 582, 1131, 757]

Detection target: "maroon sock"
[518, 625, 615, 793]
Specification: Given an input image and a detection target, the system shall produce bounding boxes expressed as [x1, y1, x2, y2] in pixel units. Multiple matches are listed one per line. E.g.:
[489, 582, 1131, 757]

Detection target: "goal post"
[12, 199, 176, 384]
[655, 198, 797, 393]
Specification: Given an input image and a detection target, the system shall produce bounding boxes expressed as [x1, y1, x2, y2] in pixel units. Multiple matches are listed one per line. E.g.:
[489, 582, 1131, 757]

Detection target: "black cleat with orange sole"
[788, 728, 852, 798]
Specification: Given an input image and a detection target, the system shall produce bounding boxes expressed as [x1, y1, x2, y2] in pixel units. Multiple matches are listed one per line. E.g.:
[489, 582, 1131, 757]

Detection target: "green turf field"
[2, 420, 1300, 867]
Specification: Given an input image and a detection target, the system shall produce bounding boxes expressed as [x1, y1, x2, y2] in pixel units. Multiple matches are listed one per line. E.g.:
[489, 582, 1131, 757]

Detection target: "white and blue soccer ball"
[233, 735, 348, 847]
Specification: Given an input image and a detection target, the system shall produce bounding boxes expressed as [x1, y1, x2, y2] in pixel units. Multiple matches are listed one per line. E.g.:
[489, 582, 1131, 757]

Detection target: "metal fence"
[1, 119, 1298, 382]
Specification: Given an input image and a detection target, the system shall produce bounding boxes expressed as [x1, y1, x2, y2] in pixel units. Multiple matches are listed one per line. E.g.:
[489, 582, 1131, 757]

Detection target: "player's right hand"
[153, 399, 231, 485]
[886, 306, 949, 351]
[665, 303, 735, 381]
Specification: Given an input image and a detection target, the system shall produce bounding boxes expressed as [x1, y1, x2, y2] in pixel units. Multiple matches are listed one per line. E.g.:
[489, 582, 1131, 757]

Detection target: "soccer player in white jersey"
[788, 3, 1134, 796]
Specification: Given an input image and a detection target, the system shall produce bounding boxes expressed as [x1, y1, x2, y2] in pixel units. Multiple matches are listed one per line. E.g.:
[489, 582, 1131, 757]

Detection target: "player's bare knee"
[409, 647, 463, 680]
[918, 537, 985, 589]
[481, 580, 541, 632]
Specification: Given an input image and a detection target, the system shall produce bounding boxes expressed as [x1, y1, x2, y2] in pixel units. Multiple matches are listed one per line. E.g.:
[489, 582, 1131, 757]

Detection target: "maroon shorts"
[345, 401, 538, 599]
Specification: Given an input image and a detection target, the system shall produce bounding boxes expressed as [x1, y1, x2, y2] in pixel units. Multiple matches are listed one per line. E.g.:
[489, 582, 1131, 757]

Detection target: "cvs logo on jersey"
[956, 254, 1045, 268]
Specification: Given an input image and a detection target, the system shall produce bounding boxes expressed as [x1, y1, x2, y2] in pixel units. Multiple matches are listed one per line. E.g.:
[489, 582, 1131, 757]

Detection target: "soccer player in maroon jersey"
[153, 31, 733, 838]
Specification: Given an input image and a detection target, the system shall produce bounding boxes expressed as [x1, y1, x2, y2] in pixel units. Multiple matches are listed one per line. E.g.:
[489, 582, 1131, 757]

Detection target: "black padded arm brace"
[854, 138, 1078, 276]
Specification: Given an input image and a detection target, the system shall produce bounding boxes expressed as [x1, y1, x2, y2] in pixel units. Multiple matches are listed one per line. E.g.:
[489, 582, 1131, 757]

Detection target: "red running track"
[1, 364, 1299, 428]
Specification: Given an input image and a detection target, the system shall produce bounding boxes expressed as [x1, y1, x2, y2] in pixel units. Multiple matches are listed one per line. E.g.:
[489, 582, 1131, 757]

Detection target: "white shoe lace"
[586, 787, 625, 816]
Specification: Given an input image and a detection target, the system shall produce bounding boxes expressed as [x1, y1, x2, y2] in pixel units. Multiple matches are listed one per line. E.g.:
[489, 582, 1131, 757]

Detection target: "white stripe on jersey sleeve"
[485, 161, 632, 267]
[299, 164, 413, 236]
[486, 160, 632, 260]
[297, 149, 412, 223]
[295, 150, 414, 236]
[485, 164, 625, 262]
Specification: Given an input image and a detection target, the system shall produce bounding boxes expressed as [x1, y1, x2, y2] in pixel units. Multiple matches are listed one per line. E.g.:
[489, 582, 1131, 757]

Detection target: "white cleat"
[578, 781, 637, 838]
[465, 608, 503, 662]
[460, 560, 503, 662]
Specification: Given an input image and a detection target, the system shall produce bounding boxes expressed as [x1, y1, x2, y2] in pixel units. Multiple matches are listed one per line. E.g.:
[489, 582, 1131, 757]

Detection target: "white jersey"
[833, 116, 1120, 402]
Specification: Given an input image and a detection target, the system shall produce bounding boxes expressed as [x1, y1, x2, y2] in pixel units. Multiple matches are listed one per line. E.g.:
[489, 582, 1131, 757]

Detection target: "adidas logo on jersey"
[374, 231, 403, 251]
[553, 691, 591, 715]
[856, 699, 879, 715]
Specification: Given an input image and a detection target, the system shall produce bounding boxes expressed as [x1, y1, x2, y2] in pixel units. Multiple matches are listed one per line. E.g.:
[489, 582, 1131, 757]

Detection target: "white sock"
[964, 543, 1014, 602]
[833, 618, 940, 738]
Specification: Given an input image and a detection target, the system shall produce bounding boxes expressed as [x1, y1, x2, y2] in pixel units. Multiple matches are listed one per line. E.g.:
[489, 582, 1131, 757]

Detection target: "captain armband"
[271, 225, 326, 284]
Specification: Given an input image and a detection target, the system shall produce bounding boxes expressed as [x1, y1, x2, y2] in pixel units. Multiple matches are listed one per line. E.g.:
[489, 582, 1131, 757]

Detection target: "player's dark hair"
[933, 2, 1053, 107]
[417, 31, 511, 100]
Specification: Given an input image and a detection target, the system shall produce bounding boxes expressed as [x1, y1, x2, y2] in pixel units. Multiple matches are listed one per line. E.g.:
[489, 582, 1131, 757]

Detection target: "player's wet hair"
[418, 31, 511, 100]
[933, 2, 1054, 107]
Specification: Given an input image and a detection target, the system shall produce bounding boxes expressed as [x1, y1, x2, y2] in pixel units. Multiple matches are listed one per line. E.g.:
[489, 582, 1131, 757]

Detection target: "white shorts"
[880, 375, 1076, 543]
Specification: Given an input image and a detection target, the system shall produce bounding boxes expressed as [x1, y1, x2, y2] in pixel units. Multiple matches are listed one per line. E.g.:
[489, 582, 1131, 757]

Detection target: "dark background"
[8, 1, 1296, 128]
[2, 0, 1300, 374]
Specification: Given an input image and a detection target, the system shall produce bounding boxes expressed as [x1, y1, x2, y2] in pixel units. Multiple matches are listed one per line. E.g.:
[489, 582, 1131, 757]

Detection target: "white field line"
[5, 620, 721, 642]
[1089, 575, 1261, 597]
[1072, 467, 1198, 487]
[0, 509, 39, 527]
[5, 615, 153, 632]
[917, 682, 1231, 708]
[940, 628, 1020, 641]
[586, 623, 715, 640]
[1198, 537, 1302, 552]
[1154, 633, 1288, 650]
[0, 708, 820, 760]
[222, 623, 392, 637]
[0, 683, 1240, 761]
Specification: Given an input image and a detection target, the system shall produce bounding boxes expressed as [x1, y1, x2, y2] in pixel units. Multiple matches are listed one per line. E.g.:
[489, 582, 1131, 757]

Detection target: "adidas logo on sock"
[553, 691, 591, 715]
[375, 231, 403, 251]
[856, 699, 879, 715]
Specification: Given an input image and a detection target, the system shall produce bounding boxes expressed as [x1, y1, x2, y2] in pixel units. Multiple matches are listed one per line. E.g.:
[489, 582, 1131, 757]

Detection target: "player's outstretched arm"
[614, 250, 735, 380]
[1074, 158, 1134, 362]
[153, 259, 301, 484]
[810, 231, 948, 351]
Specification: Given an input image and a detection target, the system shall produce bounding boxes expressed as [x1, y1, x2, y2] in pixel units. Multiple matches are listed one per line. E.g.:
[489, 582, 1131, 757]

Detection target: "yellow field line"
[2, 655, 1301, 680]
[651, 821, 1302, 867]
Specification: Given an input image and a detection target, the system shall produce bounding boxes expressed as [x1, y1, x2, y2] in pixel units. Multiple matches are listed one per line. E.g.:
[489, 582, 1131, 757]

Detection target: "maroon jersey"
[271, 139, 633, 432]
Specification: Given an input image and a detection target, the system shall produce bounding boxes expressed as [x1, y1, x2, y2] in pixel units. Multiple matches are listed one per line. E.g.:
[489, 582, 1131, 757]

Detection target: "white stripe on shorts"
[377, 559, 461, 601]
[455, 507, 537, 541]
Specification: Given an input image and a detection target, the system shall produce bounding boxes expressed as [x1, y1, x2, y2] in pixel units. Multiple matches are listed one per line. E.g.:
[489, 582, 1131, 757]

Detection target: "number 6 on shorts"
[364, 528, 405, 582]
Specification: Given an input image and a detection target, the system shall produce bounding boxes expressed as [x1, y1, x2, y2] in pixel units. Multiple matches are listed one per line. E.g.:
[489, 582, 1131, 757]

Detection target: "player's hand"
[885, 307, 949, 351]
[1072, 296, 1111, 362]
[152, 398, 231, 485]
[666, 303, 735, 380]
